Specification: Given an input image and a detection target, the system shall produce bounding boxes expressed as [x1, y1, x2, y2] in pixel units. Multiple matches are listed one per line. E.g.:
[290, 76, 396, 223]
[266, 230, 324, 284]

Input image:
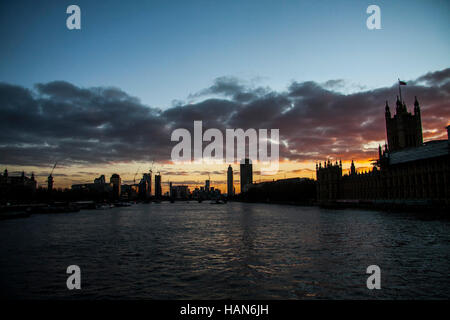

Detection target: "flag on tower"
[398, 79, 407, 101]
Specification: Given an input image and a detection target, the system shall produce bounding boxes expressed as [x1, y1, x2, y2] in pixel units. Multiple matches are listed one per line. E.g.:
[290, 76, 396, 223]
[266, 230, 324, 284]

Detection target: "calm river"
[0, 202, 449, 299]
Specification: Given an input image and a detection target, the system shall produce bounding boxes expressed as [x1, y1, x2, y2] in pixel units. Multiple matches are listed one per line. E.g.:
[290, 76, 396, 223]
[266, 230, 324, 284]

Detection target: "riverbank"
[0, 201, 133, 220]
[2, 198, 448, 221]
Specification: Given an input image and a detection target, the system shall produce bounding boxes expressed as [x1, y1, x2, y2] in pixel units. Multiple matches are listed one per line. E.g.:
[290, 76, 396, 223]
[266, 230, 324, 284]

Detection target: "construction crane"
[50, 161, 58, 176]
[149, 160, 154, 175]
[47, 161, 57, 192]
[133, 166, 141, 184]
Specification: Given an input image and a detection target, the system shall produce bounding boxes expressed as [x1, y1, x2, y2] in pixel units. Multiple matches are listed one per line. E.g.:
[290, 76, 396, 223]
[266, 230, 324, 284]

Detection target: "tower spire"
[398, 78, 407, 103]
[396, 95, 401, 113]
[350, 160, 356, 175]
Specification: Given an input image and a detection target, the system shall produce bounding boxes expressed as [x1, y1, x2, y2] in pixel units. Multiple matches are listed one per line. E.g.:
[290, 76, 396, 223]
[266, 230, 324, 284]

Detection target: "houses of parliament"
[316, 95, 450, 205]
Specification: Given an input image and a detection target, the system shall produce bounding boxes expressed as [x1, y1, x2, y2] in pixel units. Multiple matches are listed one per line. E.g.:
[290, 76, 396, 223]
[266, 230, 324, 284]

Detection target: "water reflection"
[0, 202, 449, 299]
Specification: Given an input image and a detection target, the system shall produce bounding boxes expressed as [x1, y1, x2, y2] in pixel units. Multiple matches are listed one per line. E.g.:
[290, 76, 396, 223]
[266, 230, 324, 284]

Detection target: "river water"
[0, 202, 449, 299]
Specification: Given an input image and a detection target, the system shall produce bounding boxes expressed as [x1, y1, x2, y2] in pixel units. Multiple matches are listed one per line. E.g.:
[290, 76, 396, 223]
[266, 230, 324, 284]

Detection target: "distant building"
[317, 97, 450, 205]
[192, 179, 222, 200]
[155, 174, 162, 199]
[144, 173, 152, 194]
[0, 170, 37, 202]
[139, 173, 152, 199]
[47, 174, 54, 192]
[71, 174, 112, 194]
[316, 160, 342, 201]
[170, 185, 190, 199]
[240, 158, 253, 193]
[243, 177, 316, 202]
[121, 184, 139, 200]
[227, 165, 234, 197]
[94, 175, 106, 184]
[110, 174, 121, 199]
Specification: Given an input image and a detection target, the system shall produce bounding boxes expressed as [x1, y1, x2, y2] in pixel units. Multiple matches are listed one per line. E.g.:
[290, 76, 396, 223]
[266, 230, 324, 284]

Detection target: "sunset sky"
[0, 0, 449, 193]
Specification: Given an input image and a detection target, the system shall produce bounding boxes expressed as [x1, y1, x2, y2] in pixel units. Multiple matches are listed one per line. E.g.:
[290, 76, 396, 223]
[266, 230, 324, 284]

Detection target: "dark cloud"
[0, 81, 169, 166]
[0, 68, 449, 167]
[322, 79, 346, 90]
[188, 76, 269, 103]
[412, 68, 450, 87]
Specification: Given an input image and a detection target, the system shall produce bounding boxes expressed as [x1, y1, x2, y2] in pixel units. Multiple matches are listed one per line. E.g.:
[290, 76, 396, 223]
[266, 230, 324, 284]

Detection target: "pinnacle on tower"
[414, 96, 421, 114]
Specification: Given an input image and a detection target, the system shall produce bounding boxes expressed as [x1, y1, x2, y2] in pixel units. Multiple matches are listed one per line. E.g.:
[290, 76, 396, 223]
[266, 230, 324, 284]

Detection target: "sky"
[0, 0, 449, 192]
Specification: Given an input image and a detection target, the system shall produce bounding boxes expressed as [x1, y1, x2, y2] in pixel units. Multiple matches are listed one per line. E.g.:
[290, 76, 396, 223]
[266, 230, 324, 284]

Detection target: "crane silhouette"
[50, 161, 58, 176]
[149, 160, 154, 176]
[47, 161, 57, 192]
[133, 166, 141, 184]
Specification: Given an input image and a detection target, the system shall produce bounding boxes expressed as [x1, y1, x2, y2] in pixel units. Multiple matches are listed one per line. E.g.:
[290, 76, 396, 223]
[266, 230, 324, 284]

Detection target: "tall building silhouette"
[385, 96, 423, 152]
[240, 158, 253, 193]
[155, 174, 162, 199]
[110, 174, 121, 199]
[47, 174, 54, 192]
[143, 173, 151, 194]
[227, 165, 234, 197]
[139, 173, 152, 199]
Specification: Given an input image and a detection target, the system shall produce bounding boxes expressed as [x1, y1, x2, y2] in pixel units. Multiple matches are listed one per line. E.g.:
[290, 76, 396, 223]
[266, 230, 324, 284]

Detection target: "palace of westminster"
[316, 95, 450, 205]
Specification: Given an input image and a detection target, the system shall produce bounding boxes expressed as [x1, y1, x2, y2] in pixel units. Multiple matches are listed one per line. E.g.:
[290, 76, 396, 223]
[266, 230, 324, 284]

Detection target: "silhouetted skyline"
[1, 69, 449, 190]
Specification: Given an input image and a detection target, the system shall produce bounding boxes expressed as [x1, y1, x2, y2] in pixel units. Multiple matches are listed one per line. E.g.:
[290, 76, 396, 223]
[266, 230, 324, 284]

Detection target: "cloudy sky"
[0, 0, 449, 192]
